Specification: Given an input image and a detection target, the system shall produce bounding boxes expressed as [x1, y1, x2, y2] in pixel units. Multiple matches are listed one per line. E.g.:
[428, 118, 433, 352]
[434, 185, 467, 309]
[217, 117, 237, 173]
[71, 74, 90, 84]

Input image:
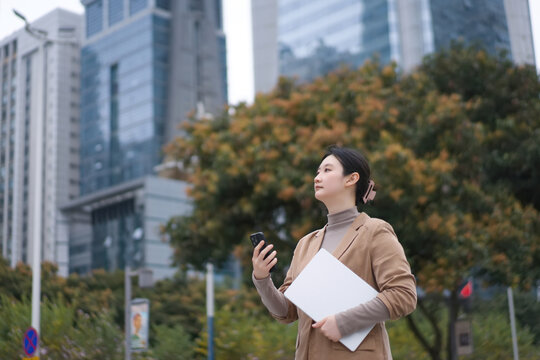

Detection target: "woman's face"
[314, 155, 352, 202]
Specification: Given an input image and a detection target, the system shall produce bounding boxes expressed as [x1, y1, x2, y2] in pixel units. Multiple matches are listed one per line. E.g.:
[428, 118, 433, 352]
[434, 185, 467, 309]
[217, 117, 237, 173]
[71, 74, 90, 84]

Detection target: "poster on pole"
[130, 298, 150, 351]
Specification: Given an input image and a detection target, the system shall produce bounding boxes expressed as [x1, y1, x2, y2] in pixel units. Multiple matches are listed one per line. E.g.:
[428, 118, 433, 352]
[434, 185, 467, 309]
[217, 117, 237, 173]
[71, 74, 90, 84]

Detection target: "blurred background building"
[252, 0, 536, 93]
[0, 9, 82, 276]
[63, 0, 227, 279]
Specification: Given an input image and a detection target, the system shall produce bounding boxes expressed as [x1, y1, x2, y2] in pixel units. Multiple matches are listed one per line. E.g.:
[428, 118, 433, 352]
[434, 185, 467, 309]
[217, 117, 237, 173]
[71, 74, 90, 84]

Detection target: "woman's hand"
[252, 241, 277, 279]
[312, 315, 342, 342]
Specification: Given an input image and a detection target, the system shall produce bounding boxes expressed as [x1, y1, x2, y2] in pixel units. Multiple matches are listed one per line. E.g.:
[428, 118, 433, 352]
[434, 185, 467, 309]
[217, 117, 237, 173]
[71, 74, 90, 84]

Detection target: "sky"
[0, 0, 539, 105]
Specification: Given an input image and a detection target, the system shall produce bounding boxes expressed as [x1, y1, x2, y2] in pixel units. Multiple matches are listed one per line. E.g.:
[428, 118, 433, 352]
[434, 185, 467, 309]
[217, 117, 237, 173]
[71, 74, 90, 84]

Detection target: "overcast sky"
[0, 0, 539, 105]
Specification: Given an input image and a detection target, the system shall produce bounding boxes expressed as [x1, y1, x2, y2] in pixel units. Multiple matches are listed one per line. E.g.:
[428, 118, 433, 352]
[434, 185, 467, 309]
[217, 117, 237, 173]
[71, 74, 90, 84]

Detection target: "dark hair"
[322, 145, 373, 206]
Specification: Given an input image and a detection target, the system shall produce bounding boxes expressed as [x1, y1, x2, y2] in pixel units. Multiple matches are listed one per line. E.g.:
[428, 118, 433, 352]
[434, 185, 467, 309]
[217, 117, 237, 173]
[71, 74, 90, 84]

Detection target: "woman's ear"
[346, 172, 360, 186]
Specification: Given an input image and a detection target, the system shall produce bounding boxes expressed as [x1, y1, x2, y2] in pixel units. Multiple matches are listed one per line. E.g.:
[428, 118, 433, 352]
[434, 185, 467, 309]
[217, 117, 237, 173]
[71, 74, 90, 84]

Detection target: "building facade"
[252, 0, 536, 93]
[80, 0, 227, 196]
[0, 9, 82, 276]
[66, 0, 227, 278]
[64, 176, 191, 279]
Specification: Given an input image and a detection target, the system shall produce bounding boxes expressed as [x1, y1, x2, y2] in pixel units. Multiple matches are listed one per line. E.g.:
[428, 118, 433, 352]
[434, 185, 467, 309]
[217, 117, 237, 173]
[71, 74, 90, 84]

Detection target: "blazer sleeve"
[371, 221, 417, 320]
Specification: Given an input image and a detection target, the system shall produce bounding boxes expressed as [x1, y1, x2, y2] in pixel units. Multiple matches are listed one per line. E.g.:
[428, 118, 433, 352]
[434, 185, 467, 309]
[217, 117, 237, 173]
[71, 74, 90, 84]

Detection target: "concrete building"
[64, 0, 227, 278]
[63, 176, 191, 279]
[252, 0, 536, 94]
[0, 9, 83, 276]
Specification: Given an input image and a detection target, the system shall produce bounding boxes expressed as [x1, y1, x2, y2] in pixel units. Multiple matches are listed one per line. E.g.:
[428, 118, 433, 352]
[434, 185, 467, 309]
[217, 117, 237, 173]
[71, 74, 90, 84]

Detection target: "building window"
[86, 0, 104, 37]
[156, 0, 171, 10]
[109, 0, 124, 26]
[130, 0, 148, 15]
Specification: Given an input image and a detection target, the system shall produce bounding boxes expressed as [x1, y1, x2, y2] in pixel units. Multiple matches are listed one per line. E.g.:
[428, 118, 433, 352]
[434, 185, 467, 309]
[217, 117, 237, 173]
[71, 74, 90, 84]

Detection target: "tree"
[162, 44, 540, 359]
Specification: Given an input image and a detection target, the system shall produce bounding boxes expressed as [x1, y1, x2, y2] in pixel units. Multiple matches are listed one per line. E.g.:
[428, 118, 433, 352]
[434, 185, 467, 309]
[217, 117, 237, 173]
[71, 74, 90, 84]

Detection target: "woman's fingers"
[253, 240, 264, 257]
[266, 255, 278, 269]
[252, 241, 278, 278]
[259, 243, 273, 257]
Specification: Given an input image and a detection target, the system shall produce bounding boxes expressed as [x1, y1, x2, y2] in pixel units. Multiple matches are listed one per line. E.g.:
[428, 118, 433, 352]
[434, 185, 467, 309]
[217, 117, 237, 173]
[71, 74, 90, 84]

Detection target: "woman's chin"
[314, 191, 326, 202]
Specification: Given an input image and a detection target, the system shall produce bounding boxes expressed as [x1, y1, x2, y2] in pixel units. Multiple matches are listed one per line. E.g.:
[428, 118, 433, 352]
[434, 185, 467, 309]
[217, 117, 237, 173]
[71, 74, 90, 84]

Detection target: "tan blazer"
[273, 213, 417, 360]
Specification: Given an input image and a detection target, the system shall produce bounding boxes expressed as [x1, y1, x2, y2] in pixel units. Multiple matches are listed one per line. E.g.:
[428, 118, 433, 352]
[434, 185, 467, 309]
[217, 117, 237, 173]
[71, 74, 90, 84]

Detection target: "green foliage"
[387, 303, 540, 360]
[475, 290, 540, 345]
[0, 295, 123, 359]
[148, 324, 195, 360]
[470, 312, 538, 360]
[195, 305, 297, 360]
[387, 316, 436, 360]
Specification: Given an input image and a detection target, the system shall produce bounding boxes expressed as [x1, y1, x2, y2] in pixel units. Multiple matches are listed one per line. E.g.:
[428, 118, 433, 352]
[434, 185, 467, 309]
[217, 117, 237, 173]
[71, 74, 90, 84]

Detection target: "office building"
[65, 0, 227, 278]
[63, 176, 191, 279]
[0, 9, 83, 276]
[252, 0, 536, 93]
[79, 0, 227, 195]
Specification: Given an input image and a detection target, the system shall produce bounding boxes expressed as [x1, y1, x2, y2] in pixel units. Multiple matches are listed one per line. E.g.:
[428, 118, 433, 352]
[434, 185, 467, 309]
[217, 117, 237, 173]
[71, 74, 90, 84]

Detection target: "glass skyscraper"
[80, 0, 227, 195]
[67, 0, 227, 278]
[429, 0, 510, 55]
[81, 14, 170, 194]
[277, 0, 398, 81]
[80, 10, 170, 195]
[252, 0, 535, 93]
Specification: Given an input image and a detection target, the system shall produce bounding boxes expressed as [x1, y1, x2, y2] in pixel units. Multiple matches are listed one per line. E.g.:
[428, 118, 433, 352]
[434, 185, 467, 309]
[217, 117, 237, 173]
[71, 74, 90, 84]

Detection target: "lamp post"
[206, 262, 215, 360]
[13, 10, 46, 342]
[195, 102, 215, 360]
[13, 10, 77, 352]
[125, 227, 153, 360]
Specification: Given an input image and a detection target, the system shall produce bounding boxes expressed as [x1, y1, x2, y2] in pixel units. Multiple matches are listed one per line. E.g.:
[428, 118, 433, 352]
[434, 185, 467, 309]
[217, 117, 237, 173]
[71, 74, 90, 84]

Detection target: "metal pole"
[507, 287, 519, 360]
[30, 37, 48, 352]
[206, 262, 214, 360]
[125, 226, 135, 360]
[125, 264, 132, 360]
[13, 10, 78, 355]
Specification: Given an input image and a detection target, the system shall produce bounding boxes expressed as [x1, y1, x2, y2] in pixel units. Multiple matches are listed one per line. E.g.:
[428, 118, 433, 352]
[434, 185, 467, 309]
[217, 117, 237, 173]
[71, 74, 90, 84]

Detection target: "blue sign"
[23, 327, 38, 356]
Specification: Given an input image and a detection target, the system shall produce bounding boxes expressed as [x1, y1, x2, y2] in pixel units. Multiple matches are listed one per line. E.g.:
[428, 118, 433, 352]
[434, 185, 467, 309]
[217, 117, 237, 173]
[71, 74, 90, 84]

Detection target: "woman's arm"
[371, 221, 417, 320]
[252, 239, 299, 323]
[323, 221, 415, 339]
[334, 297, 390, 337]
[252, 273, 289, 317]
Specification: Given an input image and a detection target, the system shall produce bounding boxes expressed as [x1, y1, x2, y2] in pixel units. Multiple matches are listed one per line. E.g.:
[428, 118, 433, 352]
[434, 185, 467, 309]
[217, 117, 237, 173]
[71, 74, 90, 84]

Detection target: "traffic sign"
[23, 327, 38, 357]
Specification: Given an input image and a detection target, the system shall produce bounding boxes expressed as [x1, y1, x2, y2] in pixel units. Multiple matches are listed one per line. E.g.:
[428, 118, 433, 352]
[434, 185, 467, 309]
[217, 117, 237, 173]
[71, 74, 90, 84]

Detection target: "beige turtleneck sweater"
[252, 207, 390, 337]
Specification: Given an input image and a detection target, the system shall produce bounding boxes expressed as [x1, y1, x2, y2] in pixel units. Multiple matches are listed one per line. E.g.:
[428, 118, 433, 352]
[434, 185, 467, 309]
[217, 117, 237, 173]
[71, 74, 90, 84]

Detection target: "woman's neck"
[324, 197, 357, 214]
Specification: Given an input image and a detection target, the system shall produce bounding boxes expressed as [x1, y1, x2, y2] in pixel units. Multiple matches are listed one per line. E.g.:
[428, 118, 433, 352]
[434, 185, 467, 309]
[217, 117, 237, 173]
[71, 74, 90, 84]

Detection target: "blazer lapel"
[298, 225, 326, 272]
[332, 212, 370, 260]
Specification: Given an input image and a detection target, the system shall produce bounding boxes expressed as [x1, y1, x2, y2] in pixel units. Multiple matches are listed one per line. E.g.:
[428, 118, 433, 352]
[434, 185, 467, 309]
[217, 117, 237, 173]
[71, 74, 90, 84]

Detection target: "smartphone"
[250, 232, 276, 272]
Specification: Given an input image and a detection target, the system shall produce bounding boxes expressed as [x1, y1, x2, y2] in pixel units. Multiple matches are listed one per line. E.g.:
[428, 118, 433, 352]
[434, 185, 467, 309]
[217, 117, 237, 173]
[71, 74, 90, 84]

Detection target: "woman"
[252, 146, 417, 360]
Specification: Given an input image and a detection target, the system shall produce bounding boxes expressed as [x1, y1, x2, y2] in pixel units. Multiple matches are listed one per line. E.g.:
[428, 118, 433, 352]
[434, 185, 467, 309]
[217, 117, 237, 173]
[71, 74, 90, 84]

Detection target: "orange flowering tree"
[162, 44, 540, 360]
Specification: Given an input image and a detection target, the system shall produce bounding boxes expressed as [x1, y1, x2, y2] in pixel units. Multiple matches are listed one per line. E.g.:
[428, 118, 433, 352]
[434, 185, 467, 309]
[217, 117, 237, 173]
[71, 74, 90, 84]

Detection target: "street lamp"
[125, 227, 153, 360]
[13, 9, 48, 351]
[13, 9, 78, 354]
[13, 10, 48, 39]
